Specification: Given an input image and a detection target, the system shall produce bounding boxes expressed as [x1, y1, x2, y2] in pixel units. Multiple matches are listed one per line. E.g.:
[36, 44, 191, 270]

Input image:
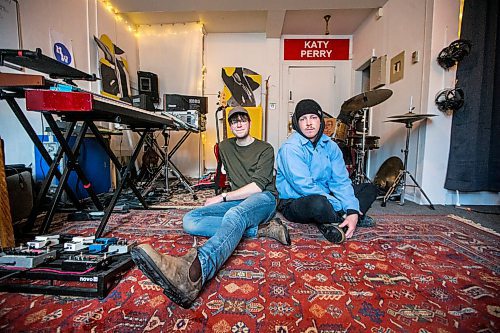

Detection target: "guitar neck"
[218, 90, 228, 140]
[222, 106, 227, 140]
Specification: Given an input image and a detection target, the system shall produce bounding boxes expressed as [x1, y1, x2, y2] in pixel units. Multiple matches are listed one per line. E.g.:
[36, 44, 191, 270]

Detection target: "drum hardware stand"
[339, 88, 393, 184]
[141, 130, 197, 200]
[382, 116, 435, 209]
[163, 130, 170, 194]
[139, 132, 167, 197]
[352, 108, 372, 185]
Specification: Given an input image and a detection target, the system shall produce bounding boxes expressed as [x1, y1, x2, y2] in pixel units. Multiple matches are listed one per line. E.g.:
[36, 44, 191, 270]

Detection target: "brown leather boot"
[258, 217, 291, 245]
[131, 244, 202, 308]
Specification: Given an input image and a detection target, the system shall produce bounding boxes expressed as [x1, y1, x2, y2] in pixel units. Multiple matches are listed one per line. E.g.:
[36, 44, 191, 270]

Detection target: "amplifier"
[167, 110, 206, 132]
[164, 94, 207, 114]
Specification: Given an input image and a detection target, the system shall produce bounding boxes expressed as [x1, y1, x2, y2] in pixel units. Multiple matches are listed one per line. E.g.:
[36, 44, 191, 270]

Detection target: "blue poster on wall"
[53, 42, 72, 65]
[50, 29, 75, 67]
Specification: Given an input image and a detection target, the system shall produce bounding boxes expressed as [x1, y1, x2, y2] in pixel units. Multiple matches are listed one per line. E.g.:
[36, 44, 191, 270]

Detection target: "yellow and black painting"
[222, 67, 263, 139]
[94, 34, 131, 101]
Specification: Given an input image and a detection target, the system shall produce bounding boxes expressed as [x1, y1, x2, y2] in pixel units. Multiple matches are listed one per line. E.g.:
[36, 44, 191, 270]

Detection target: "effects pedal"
[61, 253, 112, 272]
[27, 235, 60, 249]
[88, 237, 118, 254]
[72, 236, 95, 244]
[63, 235, 95, 252]
[64, 242, 88, 252]
[108, 240, 134, 254]
[0, 247, 59, 268]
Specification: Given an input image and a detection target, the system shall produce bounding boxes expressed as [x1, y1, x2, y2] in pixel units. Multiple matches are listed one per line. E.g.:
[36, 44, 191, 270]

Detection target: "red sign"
[284, 39, 350, 60]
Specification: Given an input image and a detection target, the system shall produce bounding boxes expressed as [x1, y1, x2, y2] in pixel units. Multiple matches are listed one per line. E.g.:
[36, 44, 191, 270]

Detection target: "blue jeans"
[183, 191, 276, 285]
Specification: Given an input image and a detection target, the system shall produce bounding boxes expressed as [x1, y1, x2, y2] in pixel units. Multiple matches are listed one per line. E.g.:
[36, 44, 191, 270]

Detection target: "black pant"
[277, 183, 378, 225]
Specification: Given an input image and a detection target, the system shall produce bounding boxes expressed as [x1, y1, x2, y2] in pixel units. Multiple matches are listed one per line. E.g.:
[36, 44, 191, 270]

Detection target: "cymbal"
[387, 112, 437, 119]
[341, 89, 393, 113]
[385, 117, 434, 124]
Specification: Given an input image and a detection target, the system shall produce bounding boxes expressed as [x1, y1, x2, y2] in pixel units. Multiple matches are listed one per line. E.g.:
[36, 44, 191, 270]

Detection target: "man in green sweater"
[131, 106, 290, 308]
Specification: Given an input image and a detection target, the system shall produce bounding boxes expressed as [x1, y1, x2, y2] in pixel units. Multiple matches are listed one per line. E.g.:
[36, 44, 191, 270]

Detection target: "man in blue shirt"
[276, 99, 377, 244]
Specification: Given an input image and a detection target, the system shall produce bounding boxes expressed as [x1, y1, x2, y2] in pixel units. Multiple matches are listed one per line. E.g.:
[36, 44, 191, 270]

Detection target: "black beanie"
[294, 99, 323, 120]
[292, 99, 325, 147]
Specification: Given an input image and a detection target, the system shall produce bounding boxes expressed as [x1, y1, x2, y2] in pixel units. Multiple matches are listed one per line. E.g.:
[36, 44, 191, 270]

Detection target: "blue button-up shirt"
[276, 132, 359, 213]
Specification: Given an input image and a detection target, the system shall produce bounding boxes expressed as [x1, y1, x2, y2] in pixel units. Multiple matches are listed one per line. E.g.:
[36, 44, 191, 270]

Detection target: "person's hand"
[339, 213, 359, 239]
[204, 195, 223, 206]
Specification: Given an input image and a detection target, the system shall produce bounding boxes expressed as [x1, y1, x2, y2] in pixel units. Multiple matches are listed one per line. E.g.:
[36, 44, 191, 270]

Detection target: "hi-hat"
[387, 112, 437, 119]
[341, 89, 393, 114]
[385, 112, 436, 124]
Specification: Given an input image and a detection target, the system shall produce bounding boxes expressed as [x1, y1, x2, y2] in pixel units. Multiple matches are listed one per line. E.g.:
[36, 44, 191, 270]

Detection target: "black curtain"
[445, 0, 500, 191]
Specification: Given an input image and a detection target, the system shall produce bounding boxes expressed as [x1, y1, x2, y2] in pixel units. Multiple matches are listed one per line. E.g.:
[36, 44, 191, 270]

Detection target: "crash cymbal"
[341, 89, 393, 113]
[387, 112, 437, 119]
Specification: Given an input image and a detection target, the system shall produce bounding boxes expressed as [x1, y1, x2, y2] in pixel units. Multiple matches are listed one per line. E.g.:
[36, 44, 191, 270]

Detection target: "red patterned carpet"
[1, 205, 499, 332]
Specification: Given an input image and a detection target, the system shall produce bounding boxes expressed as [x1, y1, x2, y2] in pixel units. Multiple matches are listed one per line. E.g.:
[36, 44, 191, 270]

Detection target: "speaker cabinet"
[137, 71, 159, 103]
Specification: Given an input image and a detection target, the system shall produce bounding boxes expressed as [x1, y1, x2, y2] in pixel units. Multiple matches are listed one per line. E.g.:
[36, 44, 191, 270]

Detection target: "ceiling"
[112, 0, 389, 37]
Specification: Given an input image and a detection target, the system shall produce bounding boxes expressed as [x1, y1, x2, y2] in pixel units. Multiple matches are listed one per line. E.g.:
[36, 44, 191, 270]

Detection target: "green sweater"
[219, 138, 278, 198]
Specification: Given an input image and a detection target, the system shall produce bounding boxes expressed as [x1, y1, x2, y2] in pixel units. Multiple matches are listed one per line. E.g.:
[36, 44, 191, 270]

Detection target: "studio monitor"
[137, 71, 159, 103]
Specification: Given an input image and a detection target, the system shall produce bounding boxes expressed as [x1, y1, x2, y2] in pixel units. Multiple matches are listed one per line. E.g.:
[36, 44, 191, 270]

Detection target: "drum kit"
[330, 89, 393, 184]
[330, 89, 436, 209]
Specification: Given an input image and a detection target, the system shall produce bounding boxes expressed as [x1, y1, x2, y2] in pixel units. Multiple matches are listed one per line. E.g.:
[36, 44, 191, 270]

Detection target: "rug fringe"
[447, 214, 500, 236]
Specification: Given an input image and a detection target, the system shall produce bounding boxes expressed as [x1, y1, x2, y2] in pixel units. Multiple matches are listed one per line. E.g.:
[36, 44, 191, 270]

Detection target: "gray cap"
[227, 106, 249, 120]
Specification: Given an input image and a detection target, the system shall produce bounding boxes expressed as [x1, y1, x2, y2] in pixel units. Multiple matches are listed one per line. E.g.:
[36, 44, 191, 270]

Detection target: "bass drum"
[374, 156, 404, 193]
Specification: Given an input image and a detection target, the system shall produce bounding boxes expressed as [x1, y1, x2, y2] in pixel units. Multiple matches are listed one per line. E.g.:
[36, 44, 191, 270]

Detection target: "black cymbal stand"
[382, 119, 435, 209]
[352, 108, 372, 184]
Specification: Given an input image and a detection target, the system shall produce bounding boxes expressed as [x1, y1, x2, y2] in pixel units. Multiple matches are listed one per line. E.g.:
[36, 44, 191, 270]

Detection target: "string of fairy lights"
[97, 0, 207, 145]
[98, 0, 204, 38]
[99, 0, 138, 36]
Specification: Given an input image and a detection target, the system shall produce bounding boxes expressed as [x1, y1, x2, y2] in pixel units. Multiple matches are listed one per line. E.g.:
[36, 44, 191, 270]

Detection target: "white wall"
[353, 0, 429, 202]
[1, 0, 91, 167]
[136, 23, 204, 178]
[0, 0, 139, 175]
[352, 0, 498, 205]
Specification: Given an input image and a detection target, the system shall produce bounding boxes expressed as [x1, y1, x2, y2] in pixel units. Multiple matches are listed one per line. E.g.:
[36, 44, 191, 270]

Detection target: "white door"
[286, 65, 352, 136]
[280, 63, 352, 146]
[288, 66, 335, 122]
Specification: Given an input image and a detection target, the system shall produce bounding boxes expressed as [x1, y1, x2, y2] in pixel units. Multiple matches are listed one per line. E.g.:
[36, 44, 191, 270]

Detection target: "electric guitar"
[214, 91, 228, 194]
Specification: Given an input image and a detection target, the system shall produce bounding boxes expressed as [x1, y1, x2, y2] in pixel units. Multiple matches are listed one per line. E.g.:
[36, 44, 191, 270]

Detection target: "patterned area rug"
[1, 206, 499, 332]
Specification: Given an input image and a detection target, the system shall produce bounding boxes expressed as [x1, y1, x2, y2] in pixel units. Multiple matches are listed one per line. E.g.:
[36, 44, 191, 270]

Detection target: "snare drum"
[333, 121, 350, 142]
[347, 135, 380, 150]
